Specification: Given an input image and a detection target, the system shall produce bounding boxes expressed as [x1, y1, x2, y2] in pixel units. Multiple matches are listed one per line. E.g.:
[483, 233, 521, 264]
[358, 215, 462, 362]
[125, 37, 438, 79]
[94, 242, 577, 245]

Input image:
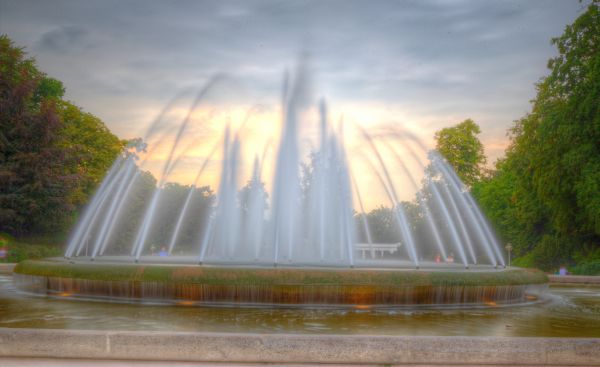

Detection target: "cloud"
[0, 0, 585, 206]
[36, 25, 91, 53]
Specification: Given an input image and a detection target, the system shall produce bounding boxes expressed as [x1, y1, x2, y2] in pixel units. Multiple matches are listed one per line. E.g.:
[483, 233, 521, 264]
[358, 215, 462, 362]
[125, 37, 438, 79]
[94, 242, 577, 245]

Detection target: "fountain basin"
[13, 259, 548, 307]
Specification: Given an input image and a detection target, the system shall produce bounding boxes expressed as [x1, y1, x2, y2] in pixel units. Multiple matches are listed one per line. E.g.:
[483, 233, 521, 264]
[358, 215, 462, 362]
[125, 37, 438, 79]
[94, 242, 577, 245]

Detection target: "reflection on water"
[1, 276, 598, 337]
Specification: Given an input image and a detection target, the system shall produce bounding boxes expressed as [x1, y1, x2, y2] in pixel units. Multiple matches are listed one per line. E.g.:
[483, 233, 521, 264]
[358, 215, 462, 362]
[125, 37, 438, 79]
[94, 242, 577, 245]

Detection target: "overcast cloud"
[0, 0, 586, 165]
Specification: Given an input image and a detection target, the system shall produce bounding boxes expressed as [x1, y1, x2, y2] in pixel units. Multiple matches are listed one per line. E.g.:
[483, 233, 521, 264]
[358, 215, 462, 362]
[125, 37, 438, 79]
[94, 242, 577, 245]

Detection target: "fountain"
[13, 67, 548, 307]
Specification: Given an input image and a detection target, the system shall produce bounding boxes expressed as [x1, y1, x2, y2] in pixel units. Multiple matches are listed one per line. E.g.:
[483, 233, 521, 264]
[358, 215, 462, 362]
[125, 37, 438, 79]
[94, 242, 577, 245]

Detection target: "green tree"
[0, 35, 123, 236]
[473, 1, 600, 270]
[33, 77, 65, 103]
[528, 1, 600, 237]
[101, 169, 156, 254]
[471, 159, 550, 261]
[0, 35, 72, 235]
[57, 100, 124, 207]
[434, 119, 486, 187]
[238, 178, 268, 214]
[363, 206, 401, 244]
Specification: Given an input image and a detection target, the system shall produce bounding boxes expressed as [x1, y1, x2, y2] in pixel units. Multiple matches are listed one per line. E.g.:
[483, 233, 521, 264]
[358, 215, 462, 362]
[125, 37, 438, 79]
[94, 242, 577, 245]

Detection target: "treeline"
[0, 35, 123, 237]
[81, 175, 215, 255]
[351, 157, 500, 264]
[469, 3, 600, 271]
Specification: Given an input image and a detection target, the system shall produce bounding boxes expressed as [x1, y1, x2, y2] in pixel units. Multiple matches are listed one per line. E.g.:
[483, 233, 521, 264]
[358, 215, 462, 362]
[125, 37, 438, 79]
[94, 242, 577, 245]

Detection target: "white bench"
[355, 243, 401, 259]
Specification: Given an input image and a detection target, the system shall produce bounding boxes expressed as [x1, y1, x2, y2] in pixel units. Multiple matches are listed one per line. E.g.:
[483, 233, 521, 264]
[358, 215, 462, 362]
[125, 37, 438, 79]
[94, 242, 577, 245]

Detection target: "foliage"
[354, 199, 459, 261]
[33, 77, 65, 103]
[434, 119, 486, 187]
[570, 243, 600, 275]
[0, 35, 73, 235]
[144, 183, 214, 254]
[570, 261, 600, 276]
[0, 35, 123, 237]
[6, 243, 62, 263]
[471, 163, 546, 258]
[512, 253, 537, 269]
[57, 100, 124, 206]
[359, 206, 402, 244]
[238, 177, 268, 214]
[0, 233, 61, 262]
[68, 167, 215, 256]
[471, 2, 600, 270]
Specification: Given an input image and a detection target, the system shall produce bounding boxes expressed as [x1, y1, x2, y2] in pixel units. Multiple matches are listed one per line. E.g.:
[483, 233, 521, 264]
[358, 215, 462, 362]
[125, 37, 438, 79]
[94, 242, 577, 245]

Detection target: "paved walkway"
[1, 359, 374, 367]
[1, 359, 585, 367]
[548, 274, 600, 284]
[3, 329, 599, 365]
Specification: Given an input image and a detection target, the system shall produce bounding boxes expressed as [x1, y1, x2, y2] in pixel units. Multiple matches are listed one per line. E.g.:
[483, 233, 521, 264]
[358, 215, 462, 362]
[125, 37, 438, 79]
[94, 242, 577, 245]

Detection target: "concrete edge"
[548, 275, 600, 285]
[0, 359, 596, 367]
[6, 264, 599, 285]
[1, 328, 599, 365]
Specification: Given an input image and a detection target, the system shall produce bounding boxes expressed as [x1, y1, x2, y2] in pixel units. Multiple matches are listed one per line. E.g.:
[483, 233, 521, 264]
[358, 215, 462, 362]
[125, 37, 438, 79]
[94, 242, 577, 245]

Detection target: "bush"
[571, 261, 600, 276]
[0, 234, 63, 263]
[6, 244, 62, 263]
[512, 252, 537, 268]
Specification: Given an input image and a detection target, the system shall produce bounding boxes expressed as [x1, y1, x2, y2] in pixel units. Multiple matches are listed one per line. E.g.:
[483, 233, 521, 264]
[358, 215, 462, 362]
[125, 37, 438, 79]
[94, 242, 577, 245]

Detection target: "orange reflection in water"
[177, 300, 195, 306]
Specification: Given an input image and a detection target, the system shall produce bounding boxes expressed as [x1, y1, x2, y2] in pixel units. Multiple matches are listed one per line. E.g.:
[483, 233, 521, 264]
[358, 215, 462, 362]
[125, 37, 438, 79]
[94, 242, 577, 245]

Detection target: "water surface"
[1, 275, 598, 337]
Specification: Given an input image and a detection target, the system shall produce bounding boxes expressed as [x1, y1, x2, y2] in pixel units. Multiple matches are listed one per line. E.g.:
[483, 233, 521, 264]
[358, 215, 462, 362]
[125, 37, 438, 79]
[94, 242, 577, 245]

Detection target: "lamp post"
[505, 243, 513, 268]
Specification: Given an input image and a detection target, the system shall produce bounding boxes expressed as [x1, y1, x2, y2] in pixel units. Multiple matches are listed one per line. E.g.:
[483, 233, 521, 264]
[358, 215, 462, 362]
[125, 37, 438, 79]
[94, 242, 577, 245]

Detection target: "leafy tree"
[57, 100, 124, 206]
[33, 77, 65, 103]
[471, 160, 549, 260]
[473, 1, 600, 270]
[144, 182, 214, 254]
[0, 35, 72, 235]
[238, 178, 268, 214]
[434, 119, 486, 187]
[100, 169, 156, 254]
[527, 1, 600, 237]
[363, 206, 401, 244]
[0, 35, 123, 236]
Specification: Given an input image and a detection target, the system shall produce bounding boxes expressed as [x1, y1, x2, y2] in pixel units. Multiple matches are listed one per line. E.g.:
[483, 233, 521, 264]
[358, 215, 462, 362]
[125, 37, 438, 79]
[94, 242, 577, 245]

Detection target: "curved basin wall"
[13, 272, 547, 307]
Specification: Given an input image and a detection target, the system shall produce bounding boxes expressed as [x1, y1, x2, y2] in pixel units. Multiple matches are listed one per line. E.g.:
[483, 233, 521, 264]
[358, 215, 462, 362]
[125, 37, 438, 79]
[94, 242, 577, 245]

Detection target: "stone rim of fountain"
[13, 259, 548, 308]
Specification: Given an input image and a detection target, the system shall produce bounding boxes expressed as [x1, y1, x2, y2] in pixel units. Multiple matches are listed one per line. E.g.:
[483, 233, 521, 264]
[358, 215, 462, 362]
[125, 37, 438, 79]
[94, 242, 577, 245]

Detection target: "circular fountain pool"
[47, 70, 532, 313]
[1, 274, 597, 337]
[13, 258, 547, 308]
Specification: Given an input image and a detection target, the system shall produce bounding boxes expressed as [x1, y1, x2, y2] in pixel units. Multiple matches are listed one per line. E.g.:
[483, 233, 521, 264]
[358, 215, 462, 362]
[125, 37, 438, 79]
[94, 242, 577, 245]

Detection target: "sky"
[0, 0, 587, 208]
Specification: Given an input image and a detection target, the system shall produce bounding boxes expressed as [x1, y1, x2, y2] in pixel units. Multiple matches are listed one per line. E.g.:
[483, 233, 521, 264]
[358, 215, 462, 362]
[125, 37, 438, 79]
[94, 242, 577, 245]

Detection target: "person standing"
[0, 236, 8, 262]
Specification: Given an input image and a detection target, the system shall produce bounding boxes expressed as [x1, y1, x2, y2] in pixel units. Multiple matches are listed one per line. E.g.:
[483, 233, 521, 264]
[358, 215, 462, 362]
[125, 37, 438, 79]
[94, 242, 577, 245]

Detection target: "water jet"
[14, 70, 546, 308]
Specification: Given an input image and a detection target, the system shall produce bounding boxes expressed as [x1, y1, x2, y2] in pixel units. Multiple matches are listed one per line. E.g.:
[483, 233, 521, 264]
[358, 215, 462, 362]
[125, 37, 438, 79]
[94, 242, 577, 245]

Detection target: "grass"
[14, 260, 549, 287]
